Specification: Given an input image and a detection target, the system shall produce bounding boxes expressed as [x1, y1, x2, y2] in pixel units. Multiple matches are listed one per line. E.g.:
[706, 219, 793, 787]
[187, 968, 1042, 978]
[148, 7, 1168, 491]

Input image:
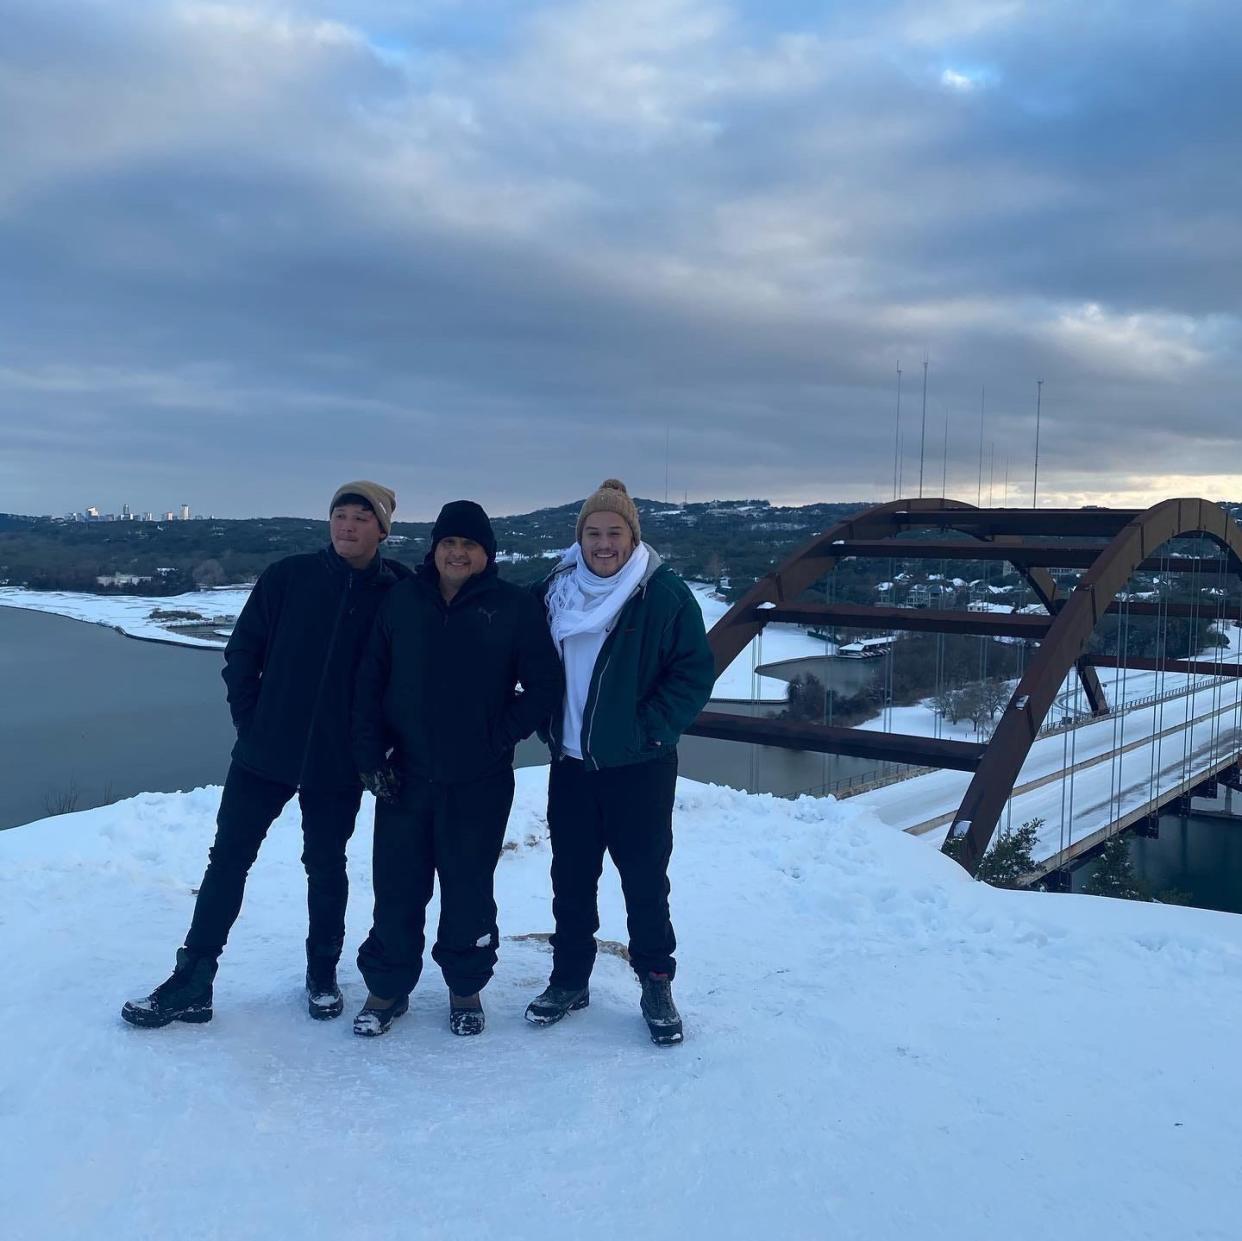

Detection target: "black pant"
[356, 769, 515, 999]
[184, 761, 362, 964]
[547, 752, 677, 989]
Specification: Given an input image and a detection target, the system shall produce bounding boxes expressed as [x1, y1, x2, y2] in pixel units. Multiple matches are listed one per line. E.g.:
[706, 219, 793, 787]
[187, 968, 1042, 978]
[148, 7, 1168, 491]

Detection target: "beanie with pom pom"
[575, 478, 641, 546]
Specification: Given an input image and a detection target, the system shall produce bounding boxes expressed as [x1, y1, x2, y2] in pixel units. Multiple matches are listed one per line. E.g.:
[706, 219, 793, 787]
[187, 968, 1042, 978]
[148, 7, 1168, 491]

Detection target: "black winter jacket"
[352, 563, 563, 784]
[222, 547, 411, 791]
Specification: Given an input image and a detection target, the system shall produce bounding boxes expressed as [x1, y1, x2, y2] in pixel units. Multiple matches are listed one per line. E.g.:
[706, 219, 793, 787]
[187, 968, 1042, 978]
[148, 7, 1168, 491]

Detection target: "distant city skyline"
[61, 503, 199, 523]
[2, 2, 1239, 519]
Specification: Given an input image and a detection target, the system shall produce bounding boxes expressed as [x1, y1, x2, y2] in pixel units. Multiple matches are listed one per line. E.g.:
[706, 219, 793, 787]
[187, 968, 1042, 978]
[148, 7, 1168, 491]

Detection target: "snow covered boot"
[121, 948, 217, 1028]
[449, 992, 485, 1037]
[524, 983, 590, 1027]
[353, 993, 409, 1038]
[640, 972, 683, 1046]
[305, 960, 344, 1021]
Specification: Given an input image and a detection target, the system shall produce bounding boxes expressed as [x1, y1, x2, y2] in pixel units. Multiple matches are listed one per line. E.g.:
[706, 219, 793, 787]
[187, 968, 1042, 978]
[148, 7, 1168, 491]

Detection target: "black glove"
[361, 767, 401, 806]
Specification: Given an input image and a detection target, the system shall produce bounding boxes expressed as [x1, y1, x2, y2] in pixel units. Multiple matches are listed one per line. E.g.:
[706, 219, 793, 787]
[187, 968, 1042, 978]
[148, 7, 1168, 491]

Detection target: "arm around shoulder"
[352, 597, 395, 775]
[496, 590, 564, 752]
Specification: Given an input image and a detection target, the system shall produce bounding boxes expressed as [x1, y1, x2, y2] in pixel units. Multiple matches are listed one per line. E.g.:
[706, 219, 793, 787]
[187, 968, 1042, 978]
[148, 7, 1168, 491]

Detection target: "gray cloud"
[1, 0, 1239, 520]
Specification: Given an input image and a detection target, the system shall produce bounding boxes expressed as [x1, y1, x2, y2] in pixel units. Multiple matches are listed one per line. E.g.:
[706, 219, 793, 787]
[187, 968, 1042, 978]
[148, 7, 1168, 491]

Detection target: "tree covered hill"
[4, 497, 1239, 663]
[0, 498, 873, 596]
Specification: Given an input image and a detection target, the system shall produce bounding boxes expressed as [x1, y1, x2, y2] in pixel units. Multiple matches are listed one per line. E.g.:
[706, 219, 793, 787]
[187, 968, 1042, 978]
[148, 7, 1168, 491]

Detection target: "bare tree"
[43, 782, 81, 816]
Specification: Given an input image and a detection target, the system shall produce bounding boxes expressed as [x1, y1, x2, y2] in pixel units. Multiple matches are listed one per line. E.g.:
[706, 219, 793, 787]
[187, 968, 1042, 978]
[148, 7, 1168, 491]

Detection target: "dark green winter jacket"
[537, 548, 716, 770]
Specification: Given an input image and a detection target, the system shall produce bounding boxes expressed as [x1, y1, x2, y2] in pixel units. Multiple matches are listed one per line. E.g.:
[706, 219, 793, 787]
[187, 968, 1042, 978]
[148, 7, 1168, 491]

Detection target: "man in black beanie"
[351, 500, 562, 1037]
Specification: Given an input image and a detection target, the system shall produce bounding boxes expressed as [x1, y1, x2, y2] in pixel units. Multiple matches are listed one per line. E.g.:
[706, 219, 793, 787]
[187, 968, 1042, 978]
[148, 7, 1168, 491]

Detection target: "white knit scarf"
[545, 542, 651, 646]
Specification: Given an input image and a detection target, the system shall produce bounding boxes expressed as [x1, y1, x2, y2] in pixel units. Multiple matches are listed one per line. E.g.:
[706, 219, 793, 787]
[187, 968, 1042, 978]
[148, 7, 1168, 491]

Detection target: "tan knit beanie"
[576, 479, 641, 546]
[330, 480, 396, 536]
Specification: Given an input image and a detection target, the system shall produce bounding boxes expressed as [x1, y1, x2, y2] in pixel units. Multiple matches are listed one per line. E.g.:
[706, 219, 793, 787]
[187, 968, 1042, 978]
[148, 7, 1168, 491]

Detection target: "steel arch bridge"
[687, 497, 1242, 876]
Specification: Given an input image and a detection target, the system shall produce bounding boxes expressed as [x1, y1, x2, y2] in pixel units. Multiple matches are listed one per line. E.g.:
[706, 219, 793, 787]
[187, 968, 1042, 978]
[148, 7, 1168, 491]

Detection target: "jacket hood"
[322, 544, 409, 585]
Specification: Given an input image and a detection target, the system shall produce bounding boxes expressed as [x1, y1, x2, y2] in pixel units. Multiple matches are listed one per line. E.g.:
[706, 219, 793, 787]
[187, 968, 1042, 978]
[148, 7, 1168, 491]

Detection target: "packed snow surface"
[2, 768, 1240, 1240]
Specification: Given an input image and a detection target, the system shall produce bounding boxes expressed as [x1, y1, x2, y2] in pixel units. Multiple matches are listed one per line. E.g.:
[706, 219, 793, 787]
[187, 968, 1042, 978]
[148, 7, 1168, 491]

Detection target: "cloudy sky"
[2, 0, 1238, 520]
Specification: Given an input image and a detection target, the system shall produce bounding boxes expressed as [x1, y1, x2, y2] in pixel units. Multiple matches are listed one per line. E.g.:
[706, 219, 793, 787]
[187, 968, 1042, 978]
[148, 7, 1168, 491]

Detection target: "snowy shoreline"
[0, 581, 827, 701]
[0, 585, 253, 649]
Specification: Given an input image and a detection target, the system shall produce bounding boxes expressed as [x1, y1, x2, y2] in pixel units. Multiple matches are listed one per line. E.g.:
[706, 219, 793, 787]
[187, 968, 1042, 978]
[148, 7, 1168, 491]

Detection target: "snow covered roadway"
[855, 672, 1242, 868]
[2, 768, 1241, 1240]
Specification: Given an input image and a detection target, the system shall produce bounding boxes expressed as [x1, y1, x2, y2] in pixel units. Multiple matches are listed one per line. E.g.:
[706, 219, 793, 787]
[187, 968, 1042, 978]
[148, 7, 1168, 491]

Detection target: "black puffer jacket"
[352, 563, 563, 784]
[223, 547, 411, 791]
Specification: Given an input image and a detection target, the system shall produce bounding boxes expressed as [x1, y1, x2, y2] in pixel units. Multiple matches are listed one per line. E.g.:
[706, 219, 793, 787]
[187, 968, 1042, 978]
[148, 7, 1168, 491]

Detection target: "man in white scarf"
[545, 535, 650, 761]
[528, 480, 715, 1046]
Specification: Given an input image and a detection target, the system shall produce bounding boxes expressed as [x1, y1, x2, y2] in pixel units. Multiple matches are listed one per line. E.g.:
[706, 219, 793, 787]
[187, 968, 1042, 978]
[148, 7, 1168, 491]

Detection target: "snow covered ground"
[687, 582, 824, 701]
[2, 767, 1240, 1240]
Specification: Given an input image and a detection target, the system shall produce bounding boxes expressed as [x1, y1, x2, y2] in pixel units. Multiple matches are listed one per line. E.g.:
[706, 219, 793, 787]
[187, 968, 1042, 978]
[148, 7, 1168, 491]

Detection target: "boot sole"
[353, 998, 409, 1037]
[524, 993, 589, 1027]
[122, 1003, 213, 1029]
[308, 997, 345, 1021]
[647, 1022, 683, 1047]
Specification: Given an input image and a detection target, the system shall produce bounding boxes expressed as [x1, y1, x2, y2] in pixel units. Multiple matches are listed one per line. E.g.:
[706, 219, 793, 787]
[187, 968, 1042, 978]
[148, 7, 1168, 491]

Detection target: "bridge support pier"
[1042, 869, 1072, 893]
[1132, 815, 1160, 839]
[1219, 760, 1242, 792]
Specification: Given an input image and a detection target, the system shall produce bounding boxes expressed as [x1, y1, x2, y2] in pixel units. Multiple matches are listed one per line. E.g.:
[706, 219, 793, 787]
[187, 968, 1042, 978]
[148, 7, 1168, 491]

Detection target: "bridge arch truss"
[689, 497, 1242, 875]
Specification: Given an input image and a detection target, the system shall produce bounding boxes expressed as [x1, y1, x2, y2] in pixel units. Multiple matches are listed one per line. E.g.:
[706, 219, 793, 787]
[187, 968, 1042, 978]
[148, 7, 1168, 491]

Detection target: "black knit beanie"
[429, 500, 497, 562]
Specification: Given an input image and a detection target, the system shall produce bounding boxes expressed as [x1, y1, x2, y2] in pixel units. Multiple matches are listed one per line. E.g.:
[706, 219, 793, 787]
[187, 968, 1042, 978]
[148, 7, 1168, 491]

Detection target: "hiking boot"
[305, 960, 344, 1021]
[524, 983, 590, 1027]
[353, 993, 409, 1038]
[449, 992, 485, 1037]
[640, 972, 683, 1046]
[121, 948, 218, 1028]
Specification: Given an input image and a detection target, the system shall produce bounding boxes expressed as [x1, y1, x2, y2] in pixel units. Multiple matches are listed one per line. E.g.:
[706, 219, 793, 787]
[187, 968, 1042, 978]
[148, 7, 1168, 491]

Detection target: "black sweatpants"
[184, 760, 362, 964]
[547, 752, 677, 989]
[356, 768, 515, 1000]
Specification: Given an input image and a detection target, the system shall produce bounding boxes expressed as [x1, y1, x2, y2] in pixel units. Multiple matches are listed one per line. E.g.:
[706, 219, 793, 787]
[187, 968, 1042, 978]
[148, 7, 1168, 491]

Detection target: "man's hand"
[361, 767, 401, 806]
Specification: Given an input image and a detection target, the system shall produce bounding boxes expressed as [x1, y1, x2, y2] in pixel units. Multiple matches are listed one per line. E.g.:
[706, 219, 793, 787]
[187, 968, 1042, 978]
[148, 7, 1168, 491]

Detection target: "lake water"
[1130, 811, 1242, 913]
[0, 606, 877, 830]
[0, 607, 236, 829]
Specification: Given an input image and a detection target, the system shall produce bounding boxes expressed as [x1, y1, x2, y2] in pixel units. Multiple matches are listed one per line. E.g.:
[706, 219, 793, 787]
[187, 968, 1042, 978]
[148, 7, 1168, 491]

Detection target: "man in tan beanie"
[527, 479, 715, 1045]
[123, 480, 411, 1029]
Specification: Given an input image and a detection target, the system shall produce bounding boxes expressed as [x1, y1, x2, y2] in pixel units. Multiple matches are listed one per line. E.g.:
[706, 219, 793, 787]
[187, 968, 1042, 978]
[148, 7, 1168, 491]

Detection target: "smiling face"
[330, 502, 385, 568]
[580, 512, 635, 578]
[434, 534, 489, 597]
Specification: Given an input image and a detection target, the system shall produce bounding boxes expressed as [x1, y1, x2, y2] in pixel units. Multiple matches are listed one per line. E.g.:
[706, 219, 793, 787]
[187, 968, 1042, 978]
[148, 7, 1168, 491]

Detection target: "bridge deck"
[852, 673, 1242, 871]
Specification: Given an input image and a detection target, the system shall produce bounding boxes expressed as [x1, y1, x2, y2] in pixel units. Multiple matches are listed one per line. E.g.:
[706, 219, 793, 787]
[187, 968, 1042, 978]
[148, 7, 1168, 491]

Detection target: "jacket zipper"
[582, 645, 614, 771]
